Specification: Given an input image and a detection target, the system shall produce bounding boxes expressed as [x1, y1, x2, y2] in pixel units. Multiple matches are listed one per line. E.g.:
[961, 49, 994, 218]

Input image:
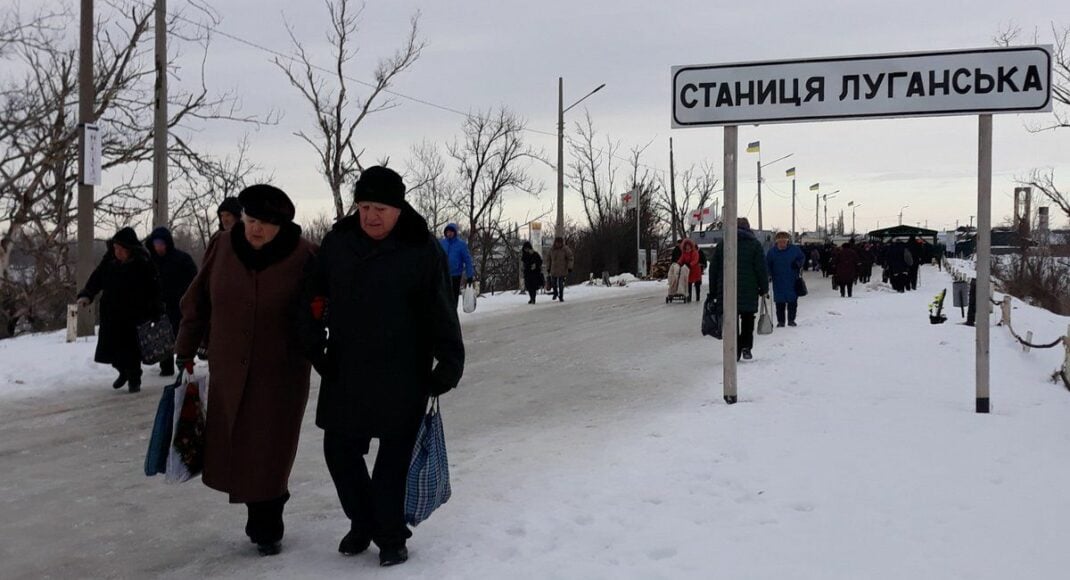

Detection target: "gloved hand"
[76, 297, 91, 308]
[430, 379, 453, 397]
[175, 355, 195, 374]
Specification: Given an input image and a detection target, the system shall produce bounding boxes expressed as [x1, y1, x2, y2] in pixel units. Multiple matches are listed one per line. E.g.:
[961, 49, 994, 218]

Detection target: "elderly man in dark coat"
[175, 184, 317, 557]
[77, 227, 160, 392]
[303, 166, 465, 568]
[144, 227, 197, 376]
[710, 217, 769, 361]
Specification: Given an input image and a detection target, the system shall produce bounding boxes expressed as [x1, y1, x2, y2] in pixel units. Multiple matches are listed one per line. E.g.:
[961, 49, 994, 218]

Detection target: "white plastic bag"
[462, 282, 478, 313]
[165, 372, 209, 484]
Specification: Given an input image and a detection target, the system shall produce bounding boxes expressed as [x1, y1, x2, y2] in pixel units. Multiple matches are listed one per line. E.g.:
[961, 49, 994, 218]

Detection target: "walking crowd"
[73, 166, 938, 566]
[77, 167, 464, 566]
[678, 218, 938, 362]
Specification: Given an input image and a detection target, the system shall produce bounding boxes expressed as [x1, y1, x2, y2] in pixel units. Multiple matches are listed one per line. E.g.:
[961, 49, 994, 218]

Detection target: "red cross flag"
[690, 209, 703, 226]
[621, 187, 639, 209]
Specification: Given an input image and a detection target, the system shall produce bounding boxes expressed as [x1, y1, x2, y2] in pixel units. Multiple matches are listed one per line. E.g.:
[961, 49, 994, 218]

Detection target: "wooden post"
[723, 126, 738, 404]
[976, 114, 992, 414]
[76, 0, 95, 338]
[1000, 299, 1011, 328]
[152, 0, 168, 228]
[1062, 325, 1070, 385]
[1023, 331, 1032, 353]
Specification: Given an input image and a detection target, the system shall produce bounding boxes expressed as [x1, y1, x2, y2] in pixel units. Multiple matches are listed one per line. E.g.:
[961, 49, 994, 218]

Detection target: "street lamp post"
[822, 191, 839, 238]
[556, 78, 606, 236]
[899, 205, 910, 225]
[746, 143, 792, 231]
[848, 201, 862, 236]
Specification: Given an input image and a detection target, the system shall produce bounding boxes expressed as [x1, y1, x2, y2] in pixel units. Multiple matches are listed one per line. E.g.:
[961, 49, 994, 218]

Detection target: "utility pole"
[669, 138, 678, 242]
[815, 194, 819, 234]
[756, 158, 763, 231]
[152, 0, 168, 228]
[76, 0, 95, 337]
[555, 78, 605, 237]
[556, 77, 564, 236]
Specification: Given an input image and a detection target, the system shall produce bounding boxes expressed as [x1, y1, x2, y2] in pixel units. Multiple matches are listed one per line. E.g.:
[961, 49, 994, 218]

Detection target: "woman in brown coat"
[175, 185, 316, 557]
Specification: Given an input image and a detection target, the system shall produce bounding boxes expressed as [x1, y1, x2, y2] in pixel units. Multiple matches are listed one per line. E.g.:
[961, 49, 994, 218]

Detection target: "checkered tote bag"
[404, 398, 451, 526]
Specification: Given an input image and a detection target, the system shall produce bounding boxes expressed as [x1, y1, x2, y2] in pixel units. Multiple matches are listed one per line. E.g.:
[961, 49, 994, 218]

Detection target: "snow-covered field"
[2, 266, 1069, 579]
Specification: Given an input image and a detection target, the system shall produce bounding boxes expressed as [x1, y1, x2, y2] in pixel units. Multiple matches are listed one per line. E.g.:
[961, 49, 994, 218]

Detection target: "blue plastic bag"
[404, 398, 451, 526]
[144, 382, 177, 476]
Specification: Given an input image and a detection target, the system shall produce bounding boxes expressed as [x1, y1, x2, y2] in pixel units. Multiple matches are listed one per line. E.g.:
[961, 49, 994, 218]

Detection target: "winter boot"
[257, 541, 282, 557]
[112, 372, 128, 390]
[379, 544, 409, 567]
[127, 377, 142, 394]
[339, 530, 371, 556]
[741, 348, 753, 360]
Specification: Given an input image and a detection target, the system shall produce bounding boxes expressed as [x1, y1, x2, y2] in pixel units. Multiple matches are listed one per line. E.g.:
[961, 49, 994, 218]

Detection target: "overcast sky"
[105, 0, 1070, 232]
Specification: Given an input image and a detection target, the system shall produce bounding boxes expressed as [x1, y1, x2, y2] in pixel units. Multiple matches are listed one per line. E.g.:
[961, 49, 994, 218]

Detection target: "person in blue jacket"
[765, 231, 806, 327]
[439, 223, 475, 306]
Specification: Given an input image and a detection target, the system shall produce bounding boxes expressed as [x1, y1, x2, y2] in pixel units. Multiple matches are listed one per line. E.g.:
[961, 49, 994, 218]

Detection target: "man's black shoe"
[379, 545, 408, 567]
[339, 531, 371, 556]
[257, 542, 281, 557]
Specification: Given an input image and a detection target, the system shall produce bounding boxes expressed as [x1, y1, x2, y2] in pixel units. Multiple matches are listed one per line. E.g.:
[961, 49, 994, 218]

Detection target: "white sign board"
[672, 46, 1052, 127]
[80, 123, 102, 186]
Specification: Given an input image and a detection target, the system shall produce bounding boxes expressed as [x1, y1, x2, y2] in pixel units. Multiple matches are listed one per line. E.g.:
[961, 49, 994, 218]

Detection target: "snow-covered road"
[3, 266, 1070, 579]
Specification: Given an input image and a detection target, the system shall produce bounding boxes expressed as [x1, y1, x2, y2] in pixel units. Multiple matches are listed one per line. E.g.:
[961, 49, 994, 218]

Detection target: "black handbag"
[794, 275, 808, 297]
[137, 314, 175, 365]
[701, 296, 723, 340]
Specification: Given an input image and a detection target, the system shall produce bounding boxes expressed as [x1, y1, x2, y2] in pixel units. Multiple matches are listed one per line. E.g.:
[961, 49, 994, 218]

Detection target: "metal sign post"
[672, 45, 1052, 412]
[976, 114, 992, 413]
[723, 127, 738, 404]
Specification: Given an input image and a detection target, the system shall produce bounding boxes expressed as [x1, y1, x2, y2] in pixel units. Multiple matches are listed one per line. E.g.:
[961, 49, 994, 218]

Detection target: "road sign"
[672, 46, 1052, 127]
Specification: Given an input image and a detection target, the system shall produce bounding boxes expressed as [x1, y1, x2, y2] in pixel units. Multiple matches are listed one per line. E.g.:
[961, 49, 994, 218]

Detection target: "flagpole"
[791, 176, 796, 241]
[757, 157, 763, 231]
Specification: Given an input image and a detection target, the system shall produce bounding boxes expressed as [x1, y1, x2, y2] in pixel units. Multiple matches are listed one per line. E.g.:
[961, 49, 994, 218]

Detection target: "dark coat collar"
[231, 221, 303, 272]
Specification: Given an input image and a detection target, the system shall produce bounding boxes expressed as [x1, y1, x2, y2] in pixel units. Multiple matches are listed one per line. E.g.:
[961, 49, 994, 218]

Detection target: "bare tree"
[447, 107, 542, 279]
[275, 0, 423, 219]
[657, 161, 719, 237]
[567, 111, 623, 232]
[1022, 169, 1070, 220]
[170, 136, 272, 252]
[404, 140, 454, 234]
[997, 23, 1070, 219]
[0, 3, 270, 334]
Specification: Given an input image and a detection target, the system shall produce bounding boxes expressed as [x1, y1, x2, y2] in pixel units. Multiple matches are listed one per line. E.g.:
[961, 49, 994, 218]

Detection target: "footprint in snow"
[827, 311, 842, 316]
[647, 548, 677, 561]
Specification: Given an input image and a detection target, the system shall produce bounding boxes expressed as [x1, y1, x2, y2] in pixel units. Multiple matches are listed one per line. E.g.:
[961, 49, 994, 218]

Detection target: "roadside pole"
[976, 114, 992, 413]
[723, 127, 738, 404]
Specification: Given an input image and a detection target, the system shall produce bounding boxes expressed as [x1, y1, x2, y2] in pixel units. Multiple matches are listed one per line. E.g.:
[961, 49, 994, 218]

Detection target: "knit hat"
[238, 184, 295, 225]
[109, 227, 141, 250]
[217, 196, 242, 218]
[353, 166, 406, 209]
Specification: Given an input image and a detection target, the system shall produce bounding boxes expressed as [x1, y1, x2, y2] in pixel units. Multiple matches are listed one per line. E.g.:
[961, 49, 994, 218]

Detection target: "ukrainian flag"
[809, 183, 819, 191]
[746, 141, 760, 153]
[785, 167, 796, 177]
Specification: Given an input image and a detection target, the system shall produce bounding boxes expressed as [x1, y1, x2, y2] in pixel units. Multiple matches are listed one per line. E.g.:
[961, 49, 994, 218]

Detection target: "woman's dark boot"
[112, 372, 127, 390]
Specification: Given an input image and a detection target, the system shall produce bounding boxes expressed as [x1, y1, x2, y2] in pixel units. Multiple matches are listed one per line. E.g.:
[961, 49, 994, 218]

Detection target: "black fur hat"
[353, 166, 406, 209]
[238, 185, 295, 225]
